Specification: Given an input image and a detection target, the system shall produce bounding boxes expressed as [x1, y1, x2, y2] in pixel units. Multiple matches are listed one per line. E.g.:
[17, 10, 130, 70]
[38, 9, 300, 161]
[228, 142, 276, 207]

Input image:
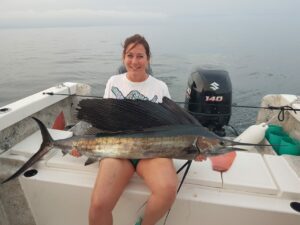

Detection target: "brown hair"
[122, 34, 151, 60]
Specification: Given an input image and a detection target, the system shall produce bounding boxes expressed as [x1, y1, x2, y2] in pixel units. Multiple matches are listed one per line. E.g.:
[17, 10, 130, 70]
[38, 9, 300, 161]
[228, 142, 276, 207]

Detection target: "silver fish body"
[54, 121, 230, 160]
[1, 118, 228, 184]
[56, 134, 199, 160]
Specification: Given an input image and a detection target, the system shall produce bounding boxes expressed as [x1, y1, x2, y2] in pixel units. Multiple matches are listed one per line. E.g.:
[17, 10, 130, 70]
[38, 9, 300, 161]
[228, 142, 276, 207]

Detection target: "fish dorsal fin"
[161, 97, 200, 125]
[109, 124, 220, 139]
[77, 98, 198, 132]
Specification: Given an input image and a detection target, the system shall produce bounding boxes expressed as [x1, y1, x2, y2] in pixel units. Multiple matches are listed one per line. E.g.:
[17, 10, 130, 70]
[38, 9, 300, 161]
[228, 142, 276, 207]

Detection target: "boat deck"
[1, 127, 300, 225]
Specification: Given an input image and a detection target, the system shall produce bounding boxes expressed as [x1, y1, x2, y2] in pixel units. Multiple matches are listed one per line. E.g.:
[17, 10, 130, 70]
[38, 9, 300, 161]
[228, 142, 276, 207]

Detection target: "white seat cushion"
[10, 129, 73, 158]
[222, 152, 278, 195]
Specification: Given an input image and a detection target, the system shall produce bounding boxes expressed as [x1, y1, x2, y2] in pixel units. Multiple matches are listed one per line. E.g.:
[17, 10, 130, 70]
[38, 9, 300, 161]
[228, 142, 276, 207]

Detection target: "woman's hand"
[194, 155, 207, 161]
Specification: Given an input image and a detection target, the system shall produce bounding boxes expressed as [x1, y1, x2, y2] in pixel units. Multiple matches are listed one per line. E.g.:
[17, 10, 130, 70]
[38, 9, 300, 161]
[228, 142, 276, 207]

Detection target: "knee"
[89, 196, 112, 217]
[155, 179, 178, 203]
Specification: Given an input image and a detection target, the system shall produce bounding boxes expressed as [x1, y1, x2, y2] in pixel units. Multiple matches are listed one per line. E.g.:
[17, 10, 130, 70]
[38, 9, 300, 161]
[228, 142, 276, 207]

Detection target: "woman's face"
[123, 43, 149, 80]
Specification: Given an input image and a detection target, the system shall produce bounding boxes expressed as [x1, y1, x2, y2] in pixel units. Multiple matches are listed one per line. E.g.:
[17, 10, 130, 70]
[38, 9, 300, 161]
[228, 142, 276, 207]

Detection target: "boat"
[1, 73, 300, 225]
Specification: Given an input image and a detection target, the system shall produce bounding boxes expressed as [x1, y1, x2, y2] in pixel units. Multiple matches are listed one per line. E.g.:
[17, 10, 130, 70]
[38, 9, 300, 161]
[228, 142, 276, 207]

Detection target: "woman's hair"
[123, 34, 151, 59]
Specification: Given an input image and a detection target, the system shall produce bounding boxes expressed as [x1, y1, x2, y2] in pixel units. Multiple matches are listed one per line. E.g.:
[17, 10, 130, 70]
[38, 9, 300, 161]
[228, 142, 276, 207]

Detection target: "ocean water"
[0, 20, 299, 131]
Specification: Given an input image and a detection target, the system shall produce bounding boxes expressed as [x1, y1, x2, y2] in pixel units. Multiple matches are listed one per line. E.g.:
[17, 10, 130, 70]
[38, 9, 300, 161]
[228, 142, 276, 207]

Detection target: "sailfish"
[2, 97, 263, 184]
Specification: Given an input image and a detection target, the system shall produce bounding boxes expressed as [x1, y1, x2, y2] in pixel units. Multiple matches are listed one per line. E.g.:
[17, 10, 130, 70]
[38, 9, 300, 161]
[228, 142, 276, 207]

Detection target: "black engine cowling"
[184, 68, 232, 136]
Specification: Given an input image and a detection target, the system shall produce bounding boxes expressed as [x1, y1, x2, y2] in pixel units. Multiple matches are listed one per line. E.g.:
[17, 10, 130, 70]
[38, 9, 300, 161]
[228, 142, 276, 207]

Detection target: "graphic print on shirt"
[111, 86, 158, 102]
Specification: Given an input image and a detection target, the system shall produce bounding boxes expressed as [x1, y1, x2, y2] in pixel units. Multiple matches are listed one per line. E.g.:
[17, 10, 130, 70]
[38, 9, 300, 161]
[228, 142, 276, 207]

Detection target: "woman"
[89, 34, 204, 225]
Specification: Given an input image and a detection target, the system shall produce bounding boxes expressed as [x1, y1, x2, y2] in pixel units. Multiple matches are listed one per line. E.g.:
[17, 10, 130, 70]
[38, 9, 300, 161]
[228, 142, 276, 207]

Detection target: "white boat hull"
[17, 158, 300, 225]
[1, 82, 300, 225]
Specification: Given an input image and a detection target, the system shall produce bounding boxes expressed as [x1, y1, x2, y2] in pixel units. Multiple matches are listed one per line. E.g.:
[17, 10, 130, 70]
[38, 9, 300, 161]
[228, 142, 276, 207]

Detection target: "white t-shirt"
[103, 73, 171, 103]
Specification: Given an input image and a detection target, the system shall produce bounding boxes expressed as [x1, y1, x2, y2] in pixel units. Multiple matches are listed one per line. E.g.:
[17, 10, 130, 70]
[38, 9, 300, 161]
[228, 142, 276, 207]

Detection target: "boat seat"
[7, 127, 223, 188]
[174, 159, 222, 188]
[264, 155, 300, 198]
[8, 128, 293, 197]
[9, 129, 73, 159]
[222, 152, 278, 195]
[46, 150, 99, 172]
[46, 152, 224, 188]
[45, 121, 224, 187]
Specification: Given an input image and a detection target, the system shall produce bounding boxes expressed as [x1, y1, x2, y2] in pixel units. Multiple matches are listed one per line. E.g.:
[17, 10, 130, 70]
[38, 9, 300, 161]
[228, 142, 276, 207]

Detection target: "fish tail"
[32, 117, 54, 143]
[1, 117, 54, 184]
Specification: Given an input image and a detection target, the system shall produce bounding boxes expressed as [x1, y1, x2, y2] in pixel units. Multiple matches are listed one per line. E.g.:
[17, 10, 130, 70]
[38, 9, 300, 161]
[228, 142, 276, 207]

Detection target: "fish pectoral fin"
[84, 157, 98, 166]
[61, 149, 68, 156]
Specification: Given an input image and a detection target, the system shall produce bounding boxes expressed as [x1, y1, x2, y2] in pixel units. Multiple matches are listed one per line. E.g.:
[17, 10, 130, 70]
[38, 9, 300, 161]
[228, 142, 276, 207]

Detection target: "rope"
[42, 92, 300, 123]
[268, 105, 298, 121]
[43, 92, 103, 99]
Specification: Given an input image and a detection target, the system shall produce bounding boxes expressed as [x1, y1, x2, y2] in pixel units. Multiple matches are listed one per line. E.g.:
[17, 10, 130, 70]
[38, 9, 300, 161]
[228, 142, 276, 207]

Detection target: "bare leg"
[89, 158, 135, 225]
[137, 158, 178, 225]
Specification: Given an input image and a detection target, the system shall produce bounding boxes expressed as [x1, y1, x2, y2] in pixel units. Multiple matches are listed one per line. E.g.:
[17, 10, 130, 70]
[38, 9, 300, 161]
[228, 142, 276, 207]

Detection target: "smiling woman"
[122, 34, 151, 82]
[89, 34, 180, 225]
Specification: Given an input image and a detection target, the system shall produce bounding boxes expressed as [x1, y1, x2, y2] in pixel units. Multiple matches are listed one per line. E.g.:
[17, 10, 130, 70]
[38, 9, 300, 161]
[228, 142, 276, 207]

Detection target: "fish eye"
[220, 141, 225, 146]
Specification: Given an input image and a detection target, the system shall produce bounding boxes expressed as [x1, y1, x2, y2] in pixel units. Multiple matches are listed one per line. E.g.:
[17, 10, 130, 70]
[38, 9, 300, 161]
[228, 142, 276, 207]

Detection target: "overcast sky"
[0, 0, 299, 28]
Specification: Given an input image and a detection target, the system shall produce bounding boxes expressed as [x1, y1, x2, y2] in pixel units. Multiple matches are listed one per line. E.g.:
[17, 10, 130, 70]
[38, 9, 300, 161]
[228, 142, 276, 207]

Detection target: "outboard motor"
[184, 68, 232, 137]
